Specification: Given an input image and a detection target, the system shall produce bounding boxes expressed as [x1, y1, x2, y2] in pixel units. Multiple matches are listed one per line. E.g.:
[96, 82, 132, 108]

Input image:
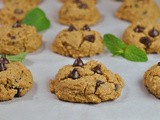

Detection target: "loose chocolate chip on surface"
[83, 35, 95, 42]
[79, 3, 88, 9]
[68, 25, 77, 32]
[95, 80, 105, 92]
[81, 25, 91, 31]
[92, 64, 102, 74]
[149, 28, 159, 37]
[158, 62, 160, 66]
[12, 21, 21, 28]
[68, 68, 80, 79]
[139, 37, 151, 48]
[134, 25, 145, 33]
[14, 9, 24, 14]
[73, 58, 84, 67]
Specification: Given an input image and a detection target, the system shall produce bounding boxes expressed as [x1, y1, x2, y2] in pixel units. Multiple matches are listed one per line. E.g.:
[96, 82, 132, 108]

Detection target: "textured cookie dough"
[61, 0, 97, 5]
[116, 0, 160, 22]
[0, 1, 36, 25]
[144, 62, 160, 98]
[0, 56, 33, 101]
[51, 25, 104, 58]
[123, 21, 160, 54]
[59, 2, 101, 27]
[50, 59, 124, 103]
[2, 0, 41, 5]
[0, 22, 42, 55]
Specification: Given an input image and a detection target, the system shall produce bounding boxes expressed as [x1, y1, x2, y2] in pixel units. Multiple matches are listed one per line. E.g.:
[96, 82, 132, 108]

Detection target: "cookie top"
[144, 62, 160, 98]
[60, 0, 97, 6]
[50, 59, 124, 103]
[3, 0, 41, 5]
[58, 2, 101, 27]
[0, 1, 36, 25]
[51, 25, 104, 58]
[0, 56, 33, 101]
[116, 0, 160, 22]
[123, 21, 160, 54]
[0, 22, 42, 55]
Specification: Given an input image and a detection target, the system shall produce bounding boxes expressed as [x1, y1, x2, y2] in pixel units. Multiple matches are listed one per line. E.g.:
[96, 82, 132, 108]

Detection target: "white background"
[0, 0, 160, 120]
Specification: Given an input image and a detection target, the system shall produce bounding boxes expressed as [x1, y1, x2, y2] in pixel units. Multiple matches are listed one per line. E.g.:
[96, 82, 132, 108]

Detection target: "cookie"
[58, 2, 101, 27]
[51, 25, 104, 58]
[0, 22, 42, 55]
[0, 1, 36, 25]
[0, 56, 33, 101]
[60, 0, 97, 5]
[2, 0, 41, 5]
[50, 58, 124, 103]
[116, 0, 160, 22]
[123, 21, 160, 54]
[144, 62, 160, 98]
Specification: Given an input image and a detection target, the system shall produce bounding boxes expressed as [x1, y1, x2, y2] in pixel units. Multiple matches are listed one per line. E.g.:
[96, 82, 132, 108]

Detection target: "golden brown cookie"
[2, 0, 41, 5]
[0, 22, 42, 55]
[0, 56, 33, 101]
[0, 1, 36, 25]
[51, 25, 104, 58]
[144, 62, 160, 98]
[58, 2, 101, 27]
[50, 58, 124, 103]
[123, 21, 160, 54]
[116, 0, 160, 22]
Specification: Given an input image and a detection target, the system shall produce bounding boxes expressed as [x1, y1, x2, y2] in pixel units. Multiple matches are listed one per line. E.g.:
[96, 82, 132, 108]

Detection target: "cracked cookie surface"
[58, 2, 101, 27]
[144, 62, 160, 98]
[51, 25, 104, 58]
[50, 59, 124, 103]
[116, 0, 160, 22]
[0, 23, 42, 55]
[0, 61, 33, 101]
[123, 21, 160, 53]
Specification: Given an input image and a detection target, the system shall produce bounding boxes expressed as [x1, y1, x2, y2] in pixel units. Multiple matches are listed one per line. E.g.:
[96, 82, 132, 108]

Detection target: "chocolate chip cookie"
[58, 2, 101, 27]
[123, 21, 160, 53]
[51, 25, 104, 58]
[116, 0, 160, 22]
[50, 58, 124, 103]
[0, 22, 42, 55]
[0, 56, 33, 101]
[144, 62, 160, 98]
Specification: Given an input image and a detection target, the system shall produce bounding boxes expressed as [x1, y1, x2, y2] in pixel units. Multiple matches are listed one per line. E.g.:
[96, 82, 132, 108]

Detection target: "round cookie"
[0, 22, 42, 55]
[51, 25, 104, 58]
[58, 2, 101, 27]
[50, 58, 124, 103]
[0, 1, 36, 25]
[123, 21, 160, 54]
[0, 56, 33, 101]
[144, 62, 160, 98]
[2, 0, 41, 5]
[116, 0, 160, 22]
[60, 0, 97, 6]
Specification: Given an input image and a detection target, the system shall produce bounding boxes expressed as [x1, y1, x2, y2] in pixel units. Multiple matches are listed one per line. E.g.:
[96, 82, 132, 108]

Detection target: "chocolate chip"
[79, 3, 88, 9]
[12, 21, 21, 28]
[14, 88, 21, 97]
[14, 9, 24, 14]
[7, 33, 16, 39]
[1, 55, 9, 64]
[92, 64, 102, 74]
[73, 0, 81, 3]
[158, 62, 160, 66]
[81, 25, 91, 31]
[0, 55, 9, 72]
[73, 58, 84, 67]
[134, 25, 145, 33]
[0, 63, 7, 72]
[95, 80, 105, 92]
[68, 68, 80, 79]
[115, 84, 119, 91]
[83, 35, 95, 42]
[149, 28, 159, 38]
[139, 37, 151, 48]
[68, 25, 77, 32]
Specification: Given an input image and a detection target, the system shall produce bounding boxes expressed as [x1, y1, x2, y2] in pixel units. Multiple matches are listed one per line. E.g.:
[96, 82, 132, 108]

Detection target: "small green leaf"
[0, 52, 27, 62]
[22, 7, 50, 32]
[103, 34, 127, 55]
[123, 45, 148, 62]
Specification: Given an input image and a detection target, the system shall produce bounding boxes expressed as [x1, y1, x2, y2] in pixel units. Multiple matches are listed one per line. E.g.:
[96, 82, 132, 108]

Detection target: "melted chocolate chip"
[115, 84, 119, 91]
[92, 64, 102, 74]
[158, 62, 160, 66]
[14, 88, 21, 97]
[14, 9, 24, 14]
[95, 80, 105, 92]
[83, 35, 95, 42]
[81, 25, 91, 31]
[139, 37, 151, 49]
[149, 28, 159, 38]
[134, 25, 145, 33]
[68, 68, 80, 79]
[12, 21, 21, 28]
[79, 3, 88, 9]
[68, 25, 77, 32]
[73, 58, 84, 67]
